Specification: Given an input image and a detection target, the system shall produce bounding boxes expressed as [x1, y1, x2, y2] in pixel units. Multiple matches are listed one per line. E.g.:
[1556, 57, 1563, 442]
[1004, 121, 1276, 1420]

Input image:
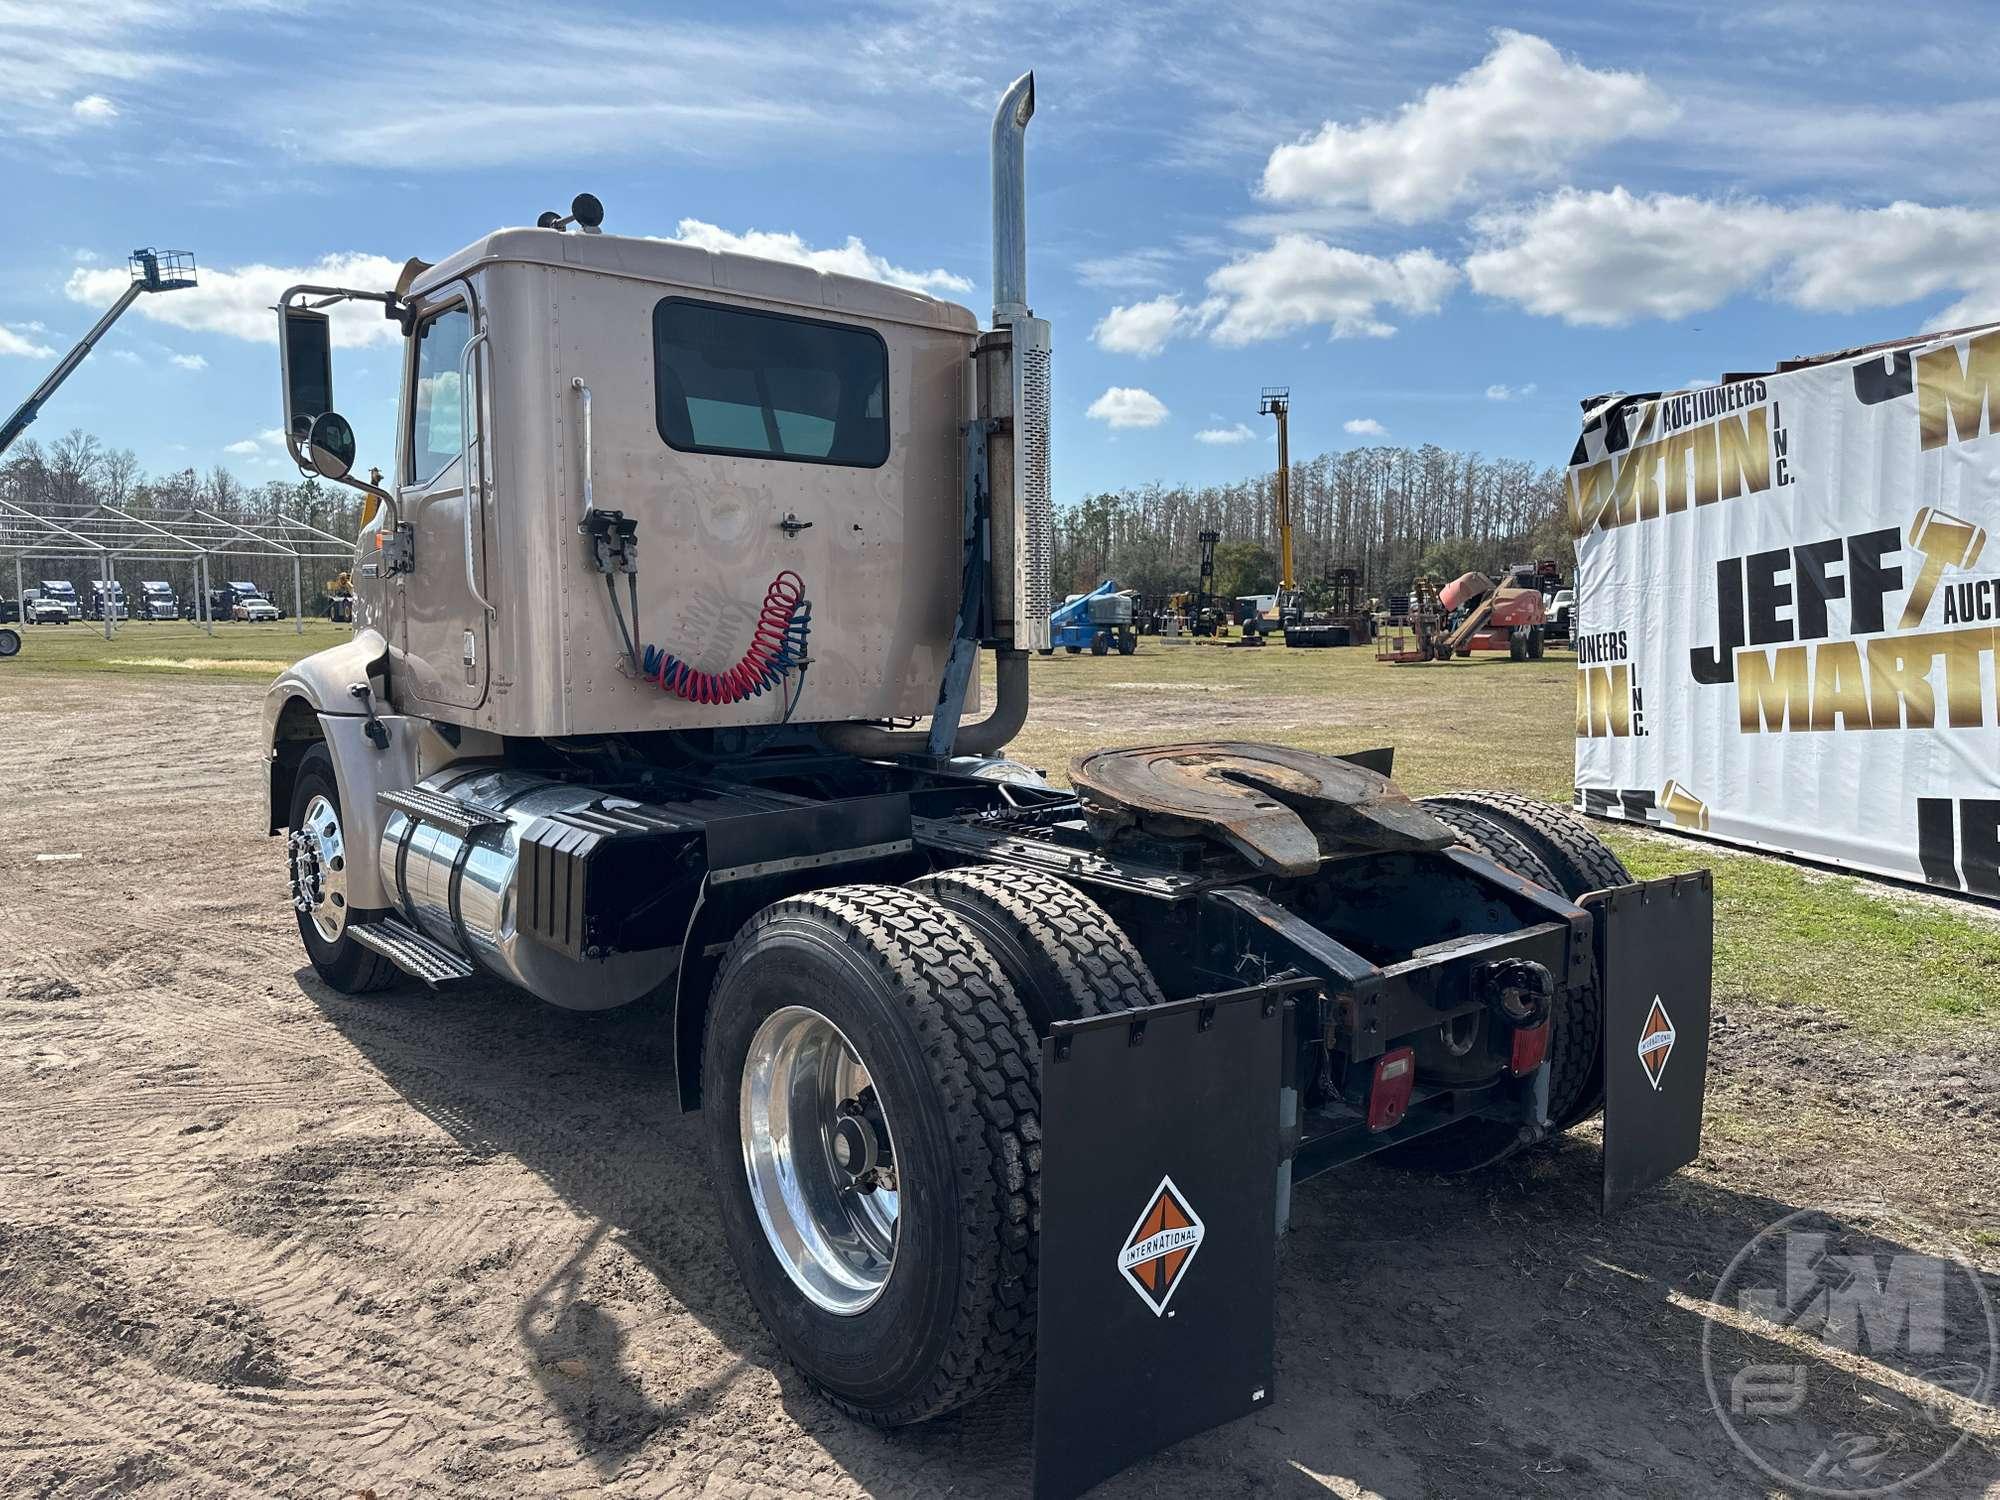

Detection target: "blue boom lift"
[1045, 579, 1137, 656]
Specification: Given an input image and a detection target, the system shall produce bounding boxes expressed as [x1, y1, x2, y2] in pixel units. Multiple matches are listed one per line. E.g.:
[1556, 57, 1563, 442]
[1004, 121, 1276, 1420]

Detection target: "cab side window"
[653, 298, 889, 468]
[407, 305, 473, 486]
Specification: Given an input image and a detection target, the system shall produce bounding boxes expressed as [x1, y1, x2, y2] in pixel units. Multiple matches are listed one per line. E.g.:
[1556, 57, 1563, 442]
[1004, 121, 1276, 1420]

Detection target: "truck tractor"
[86, 578, 128, 621]
[260, 72, 1711, 1499]
[35, 579, 80, 622]
[135, 580, 179, 620]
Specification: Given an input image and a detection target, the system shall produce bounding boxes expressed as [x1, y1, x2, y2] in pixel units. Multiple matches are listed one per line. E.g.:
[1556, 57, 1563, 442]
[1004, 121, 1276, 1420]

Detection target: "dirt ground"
[2, 674, 1997, 1498]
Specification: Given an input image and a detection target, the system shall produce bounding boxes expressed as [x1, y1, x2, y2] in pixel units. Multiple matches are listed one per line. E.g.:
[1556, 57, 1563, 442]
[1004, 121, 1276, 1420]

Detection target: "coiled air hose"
[641, 571, 811, 705]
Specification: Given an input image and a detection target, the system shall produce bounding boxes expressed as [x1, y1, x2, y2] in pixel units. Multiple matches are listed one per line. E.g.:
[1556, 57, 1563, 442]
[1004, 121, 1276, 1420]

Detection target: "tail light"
[1509, 1021, 1550, 1076]
[1366, 1047, 1416, 1131]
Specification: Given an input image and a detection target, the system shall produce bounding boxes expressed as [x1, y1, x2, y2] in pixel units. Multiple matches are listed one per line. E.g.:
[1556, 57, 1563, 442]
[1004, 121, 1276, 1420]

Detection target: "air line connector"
[584, 510, 642, 673]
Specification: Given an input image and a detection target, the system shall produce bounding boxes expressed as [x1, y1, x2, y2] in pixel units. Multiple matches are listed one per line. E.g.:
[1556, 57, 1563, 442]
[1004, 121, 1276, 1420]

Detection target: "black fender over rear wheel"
[909, 864, 1166, 1033]
[702, 884, 1042, 1427]
[289, 743, 397, 994]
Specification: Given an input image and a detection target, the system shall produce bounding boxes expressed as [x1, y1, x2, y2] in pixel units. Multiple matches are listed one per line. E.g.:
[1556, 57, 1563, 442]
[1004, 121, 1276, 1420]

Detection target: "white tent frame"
[0, 499, 357, 639]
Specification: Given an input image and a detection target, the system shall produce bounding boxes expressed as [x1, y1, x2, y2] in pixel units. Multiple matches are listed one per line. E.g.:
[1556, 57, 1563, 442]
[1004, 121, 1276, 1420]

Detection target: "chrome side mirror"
[306, 411, 357, 480]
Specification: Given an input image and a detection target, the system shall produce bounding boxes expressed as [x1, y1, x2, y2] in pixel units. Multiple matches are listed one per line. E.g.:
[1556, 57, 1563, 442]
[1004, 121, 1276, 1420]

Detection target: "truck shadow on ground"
[301, 970, 1999, 1499]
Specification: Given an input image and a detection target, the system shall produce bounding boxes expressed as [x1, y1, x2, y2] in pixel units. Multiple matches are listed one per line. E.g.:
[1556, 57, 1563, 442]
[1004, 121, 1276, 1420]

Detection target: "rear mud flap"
[1584, 871, 1714, 1214]
[1032, 983, 1291, 1500]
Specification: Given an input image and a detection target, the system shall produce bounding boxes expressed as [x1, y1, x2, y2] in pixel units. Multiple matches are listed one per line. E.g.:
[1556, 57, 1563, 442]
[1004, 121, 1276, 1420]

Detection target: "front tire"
[703, 885, 1041, 1426]
[287, 743, 396, 993]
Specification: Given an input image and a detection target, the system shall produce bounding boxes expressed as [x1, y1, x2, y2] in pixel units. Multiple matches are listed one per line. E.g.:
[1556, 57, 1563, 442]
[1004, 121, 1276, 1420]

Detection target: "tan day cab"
[258, 73, 1713, 1499]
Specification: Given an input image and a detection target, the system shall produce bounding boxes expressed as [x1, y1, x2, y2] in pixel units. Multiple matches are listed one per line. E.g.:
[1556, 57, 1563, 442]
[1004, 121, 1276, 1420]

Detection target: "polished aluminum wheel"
[288, 792, 349, 943]
[740, 1005, 900, 1315]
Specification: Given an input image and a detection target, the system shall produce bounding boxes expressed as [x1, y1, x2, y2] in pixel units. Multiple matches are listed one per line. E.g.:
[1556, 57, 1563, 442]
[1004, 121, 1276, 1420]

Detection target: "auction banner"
[1569, 324, 2000, 899]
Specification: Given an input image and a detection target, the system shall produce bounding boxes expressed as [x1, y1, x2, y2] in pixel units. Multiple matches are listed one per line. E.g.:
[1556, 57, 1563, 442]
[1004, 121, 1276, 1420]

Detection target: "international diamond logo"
[1637, 995, 1676, 1091]
[1117, 1174, 1205, 1317]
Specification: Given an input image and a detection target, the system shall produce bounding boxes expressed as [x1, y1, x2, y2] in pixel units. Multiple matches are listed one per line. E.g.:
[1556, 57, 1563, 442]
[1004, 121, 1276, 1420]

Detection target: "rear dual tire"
[1383, 794, 1632, 1173]
[703, 874, 1167, 1426]
[703, 885, 1043, 1426]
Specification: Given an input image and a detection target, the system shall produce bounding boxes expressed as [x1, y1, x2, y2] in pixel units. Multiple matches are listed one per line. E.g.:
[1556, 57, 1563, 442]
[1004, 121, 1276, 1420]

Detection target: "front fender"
[261, 628, 390, 837]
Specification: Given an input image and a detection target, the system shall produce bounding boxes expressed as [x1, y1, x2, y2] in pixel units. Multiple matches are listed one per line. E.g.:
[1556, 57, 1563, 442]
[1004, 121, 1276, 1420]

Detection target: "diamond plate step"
[378, 786, 507, 840]
[349, 916, 476, 987]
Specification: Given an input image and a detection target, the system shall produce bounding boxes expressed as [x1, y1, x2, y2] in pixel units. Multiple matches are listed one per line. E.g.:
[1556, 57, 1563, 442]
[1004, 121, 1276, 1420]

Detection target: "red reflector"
[1366, 1047, 1416, 1131]
[1509, 1021, 1550, 1076]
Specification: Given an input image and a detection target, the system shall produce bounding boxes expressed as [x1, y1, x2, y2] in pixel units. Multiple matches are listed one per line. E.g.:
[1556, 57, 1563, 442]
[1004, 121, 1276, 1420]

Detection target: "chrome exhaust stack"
[983, 70, 1052, 656]
[821, 70, 1051, 759]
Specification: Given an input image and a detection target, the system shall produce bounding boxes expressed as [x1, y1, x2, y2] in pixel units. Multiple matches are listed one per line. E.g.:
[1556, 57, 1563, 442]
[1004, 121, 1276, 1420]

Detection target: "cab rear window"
[653, 298, 889, 467]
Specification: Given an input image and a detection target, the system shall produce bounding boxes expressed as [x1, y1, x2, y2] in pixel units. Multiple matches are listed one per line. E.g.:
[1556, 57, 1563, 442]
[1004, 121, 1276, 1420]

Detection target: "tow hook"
[349, 681, 389, 750]
[1475, 957, 1553, 1027]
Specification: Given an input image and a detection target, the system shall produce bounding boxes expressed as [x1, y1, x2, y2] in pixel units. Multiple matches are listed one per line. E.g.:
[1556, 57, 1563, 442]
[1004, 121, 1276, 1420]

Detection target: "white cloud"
[1466, 189, 2000, 328]
[664, 218, 968, 296]
[1077, 248, 1176, 290]
[1086, 386, 1169, 430]
[1092, 294, 1190, 357]
[72, 249, 98, 264]
[1260, 32, 1676, 223]
[70, 93, 117, 123]
[1196, 422, 1257, 445]
[168, 352, 206, 371]
[1485, 382, 1536, 401]
[1344, 418, 1388, 437]
[0, 324, 55, 358]
[66, 253, 406, 347]
[110, 348, 143, 365]
[1201, 236, 1458, 344]
[224, 428, 286, 458]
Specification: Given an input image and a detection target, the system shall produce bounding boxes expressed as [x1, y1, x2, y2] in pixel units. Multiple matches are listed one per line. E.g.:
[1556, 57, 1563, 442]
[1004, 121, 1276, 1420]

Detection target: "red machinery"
[1376, 567, 1548, 663]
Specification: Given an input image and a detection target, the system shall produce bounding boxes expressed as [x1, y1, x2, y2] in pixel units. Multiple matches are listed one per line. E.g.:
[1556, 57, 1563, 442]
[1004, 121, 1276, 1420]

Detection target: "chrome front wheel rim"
[740, 1005, 900, 1315]
[289, 792, 349, 943]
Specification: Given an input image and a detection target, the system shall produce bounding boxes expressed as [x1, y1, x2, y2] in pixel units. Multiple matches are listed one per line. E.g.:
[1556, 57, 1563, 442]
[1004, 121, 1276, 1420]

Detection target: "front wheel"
[287, 743, 396, 993]
[0, 628, 18, 658]
[702, 885, 1042, 1426]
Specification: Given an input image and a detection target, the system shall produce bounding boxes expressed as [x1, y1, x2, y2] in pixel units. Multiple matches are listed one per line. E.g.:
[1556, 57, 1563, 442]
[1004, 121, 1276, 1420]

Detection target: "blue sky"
[7, 0, 2000, 502]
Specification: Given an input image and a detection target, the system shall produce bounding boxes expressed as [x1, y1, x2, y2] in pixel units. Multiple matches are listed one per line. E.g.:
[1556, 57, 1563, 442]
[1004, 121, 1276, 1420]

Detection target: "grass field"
[0, 618, 352, 681]
[9, 621, 1998, 1041]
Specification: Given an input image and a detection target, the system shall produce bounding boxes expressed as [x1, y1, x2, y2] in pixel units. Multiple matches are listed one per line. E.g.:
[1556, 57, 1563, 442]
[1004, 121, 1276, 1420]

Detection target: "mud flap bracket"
[1032, 980, 1297, 1499]
[1585, 871, 1714, 1214]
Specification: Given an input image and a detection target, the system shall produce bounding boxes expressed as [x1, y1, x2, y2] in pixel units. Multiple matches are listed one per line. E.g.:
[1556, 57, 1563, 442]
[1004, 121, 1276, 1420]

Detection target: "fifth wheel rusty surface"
[1069, 741, 1453, 876]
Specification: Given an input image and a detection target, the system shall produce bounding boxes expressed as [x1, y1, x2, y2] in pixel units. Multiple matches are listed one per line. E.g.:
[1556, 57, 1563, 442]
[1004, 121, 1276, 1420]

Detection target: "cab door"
[396, 284, 493, 710]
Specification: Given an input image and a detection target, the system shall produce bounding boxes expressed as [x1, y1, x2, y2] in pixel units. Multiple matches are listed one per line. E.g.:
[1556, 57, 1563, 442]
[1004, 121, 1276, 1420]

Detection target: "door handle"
[459, 328, 495, 617]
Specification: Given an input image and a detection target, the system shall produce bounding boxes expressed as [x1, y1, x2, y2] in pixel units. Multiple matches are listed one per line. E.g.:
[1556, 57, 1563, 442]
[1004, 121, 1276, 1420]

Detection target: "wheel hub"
[740, 1006, 900, 1315]
[287, 793, 349, 943]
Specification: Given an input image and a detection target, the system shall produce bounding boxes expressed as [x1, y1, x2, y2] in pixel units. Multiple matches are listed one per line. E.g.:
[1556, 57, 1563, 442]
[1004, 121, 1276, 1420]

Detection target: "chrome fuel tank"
[378, 765, 682, 1011]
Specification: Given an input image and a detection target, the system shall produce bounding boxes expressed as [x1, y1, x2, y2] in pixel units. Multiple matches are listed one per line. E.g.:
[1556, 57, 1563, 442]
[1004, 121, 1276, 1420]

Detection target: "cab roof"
[408, 227, 980, 336]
